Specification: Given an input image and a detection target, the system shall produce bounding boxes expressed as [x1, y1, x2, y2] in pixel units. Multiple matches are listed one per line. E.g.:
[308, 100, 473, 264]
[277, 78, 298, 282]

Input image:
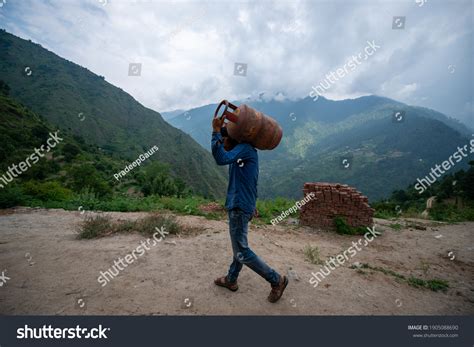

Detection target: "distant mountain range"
[167, 95, 473, 201]
[161, 109, 186, 121]
[0, 30, 226, 198]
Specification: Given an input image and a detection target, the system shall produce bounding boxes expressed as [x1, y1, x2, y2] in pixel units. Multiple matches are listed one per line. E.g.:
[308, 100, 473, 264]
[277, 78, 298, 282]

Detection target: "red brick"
[300, 182, 374, 229]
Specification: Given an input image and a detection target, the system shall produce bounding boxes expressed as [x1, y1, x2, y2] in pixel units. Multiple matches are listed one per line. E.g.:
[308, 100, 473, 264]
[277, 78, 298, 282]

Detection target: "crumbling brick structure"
[300, 182, 374, 229]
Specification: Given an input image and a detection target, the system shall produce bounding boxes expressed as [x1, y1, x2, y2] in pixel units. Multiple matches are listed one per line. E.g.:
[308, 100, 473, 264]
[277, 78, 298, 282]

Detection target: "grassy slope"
[0, 92, 126, 187]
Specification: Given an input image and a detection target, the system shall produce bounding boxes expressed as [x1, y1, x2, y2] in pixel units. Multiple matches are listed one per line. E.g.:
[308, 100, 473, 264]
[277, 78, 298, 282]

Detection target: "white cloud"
[0, 0, 472, 126]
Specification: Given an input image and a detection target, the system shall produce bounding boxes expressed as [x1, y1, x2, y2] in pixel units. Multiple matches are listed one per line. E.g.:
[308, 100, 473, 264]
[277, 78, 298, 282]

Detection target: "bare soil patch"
[0, 208, 472, 315]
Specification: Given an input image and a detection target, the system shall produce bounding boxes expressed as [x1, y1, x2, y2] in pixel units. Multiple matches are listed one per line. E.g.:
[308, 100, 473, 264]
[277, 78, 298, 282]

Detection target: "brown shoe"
[268, 275, 288, 303]
[214, 276, 238, 292]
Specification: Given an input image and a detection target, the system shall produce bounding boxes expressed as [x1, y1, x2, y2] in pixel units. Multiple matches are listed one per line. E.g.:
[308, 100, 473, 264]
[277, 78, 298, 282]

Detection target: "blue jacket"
[211, 132, 258, 215]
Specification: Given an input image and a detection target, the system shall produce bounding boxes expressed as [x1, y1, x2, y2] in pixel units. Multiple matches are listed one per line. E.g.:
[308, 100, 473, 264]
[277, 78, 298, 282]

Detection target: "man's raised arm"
[211, 131, 245, 165]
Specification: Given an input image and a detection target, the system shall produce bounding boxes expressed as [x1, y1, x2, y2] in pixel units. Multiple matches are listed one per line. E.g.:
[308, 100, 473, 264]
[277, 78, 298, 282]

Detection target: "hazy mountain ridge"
[168, 96, 472, 200]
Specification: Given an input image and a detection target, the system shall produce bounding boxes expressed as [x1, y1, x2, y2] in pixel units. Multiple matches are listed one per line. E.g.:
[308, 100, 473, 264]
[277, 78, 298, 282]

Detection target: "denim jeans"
[226, 209, 281, 286]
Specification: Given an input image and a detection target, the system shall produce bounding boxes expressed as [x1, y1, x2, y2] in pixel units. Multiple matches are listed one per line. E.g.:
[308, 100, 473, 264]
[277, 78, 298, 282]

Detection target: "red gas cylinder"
[214, 100, 283, 150]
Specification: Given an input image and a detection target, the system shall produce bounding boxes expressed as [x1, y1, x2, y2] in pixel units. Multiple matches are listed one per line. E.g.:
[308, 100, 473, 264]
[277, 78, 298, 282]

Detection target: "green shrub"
[139, 162, 189, 197]
[24, 160, 60, 180]
[114, 220, 136, 233]
[0, 184, 27, 208]
[389, 223, 402, 230]
[374, 209, 396, 219]
[372, 201, 399, 219]
[71, 188, 101, 208]
[333, 216, 368, 235]
[62, 143, 81, 162]
[407, 277, 426, 288]
[78, 215, 113, 239]
[160, 196, 204, 214]
[426, 279, 449, 292]
[407, 277, 449, 292]
[256, 197, 296, 224]
[31, 125, 50, 143]
[360, 263, 405, 280]
[20, 191, 215, 216]
[354, 263, 449, 292]
[373, 164, 474, 222]
[22, 181, 73, 201]
[68, 164, 112, 198]
[429, 202, 474, 222]
[134, 214, 180, 235]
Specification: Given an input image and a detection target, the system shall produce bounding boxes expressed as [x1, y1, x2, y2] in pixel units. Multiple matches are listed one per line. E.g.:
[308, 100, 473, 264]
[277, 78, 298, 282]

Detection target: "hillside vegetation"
[0, 29, 226, 198]
[373, 161, 474, 222]
[0, 85, 198, 210]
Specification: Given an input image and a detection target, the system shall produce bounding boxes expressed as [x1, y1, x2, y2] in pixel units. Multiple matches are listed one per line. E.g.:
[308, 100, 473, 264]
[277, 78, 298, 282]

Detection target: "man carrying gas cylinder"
[210, 107, 288, 303]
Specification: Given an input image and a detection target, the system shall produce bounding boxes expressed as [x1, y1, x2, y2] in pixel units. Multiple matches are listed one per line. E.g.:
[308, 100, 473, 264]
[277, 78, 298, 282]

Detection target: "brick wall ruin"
[300, 182, 374, 228]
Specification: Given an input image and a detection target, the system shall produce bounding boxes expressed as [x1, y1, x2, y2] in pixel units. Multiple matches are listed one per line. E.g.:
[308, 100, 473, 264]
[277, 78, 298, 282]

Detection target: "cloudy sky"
[0, 0, 472, 126]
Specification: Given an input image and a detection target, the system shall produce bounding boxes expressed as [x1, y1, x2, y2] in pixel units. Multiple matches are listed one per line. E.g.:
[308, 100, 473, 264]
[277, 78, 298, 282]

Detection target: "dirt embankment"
[0, 208, 473, 315]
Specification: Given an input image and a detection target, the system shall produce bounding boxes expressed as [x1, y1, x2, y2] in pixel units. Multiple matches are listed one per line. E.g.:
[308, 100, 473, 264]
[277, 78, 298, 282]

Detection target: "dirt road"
[0, 208, 472, 315]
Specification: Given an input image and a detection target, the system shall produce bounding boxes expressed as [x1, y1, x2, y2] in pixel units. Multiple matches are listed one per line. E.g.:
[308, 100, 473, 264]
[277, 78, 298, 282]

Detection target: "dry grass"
[78, 213, 182, 239]
[303, 244, 324, 265]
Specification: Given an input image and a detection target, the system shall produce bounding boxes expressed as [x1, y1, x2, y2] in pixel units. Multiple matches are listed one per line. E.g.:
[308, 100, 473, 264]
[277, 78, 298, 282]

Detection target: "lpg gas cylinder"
[214, 100, 283, 150]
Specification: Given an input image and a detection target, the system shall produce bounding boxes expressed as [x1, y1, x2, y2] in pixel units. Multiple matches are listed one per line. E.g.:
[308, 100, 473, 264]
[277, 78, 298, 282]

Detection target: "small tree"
[140, 162, 180, 197]
[62, 143, 81, 162]
[68, 164, 112, 197]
